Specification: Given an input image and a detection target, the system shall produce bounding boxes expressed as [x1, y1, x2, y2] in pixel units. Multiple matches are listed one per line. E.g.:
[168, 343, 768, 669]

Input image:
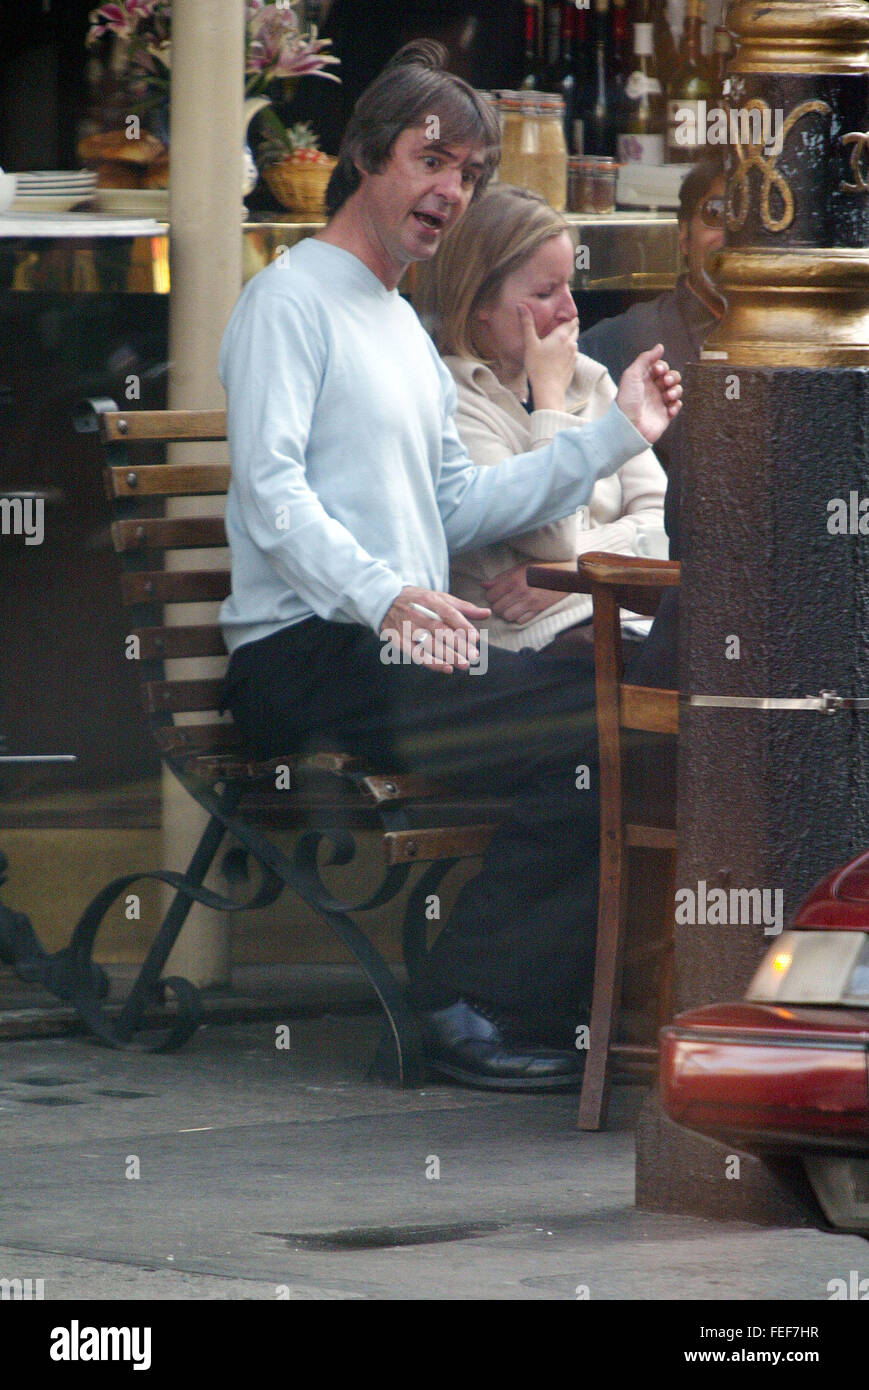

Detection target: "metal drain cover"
[18, 1096, 84, 1106]
[91, 1089, 153, 1099]
[15, 1075, 78, 1087]
[265, 1221, 503, 1252]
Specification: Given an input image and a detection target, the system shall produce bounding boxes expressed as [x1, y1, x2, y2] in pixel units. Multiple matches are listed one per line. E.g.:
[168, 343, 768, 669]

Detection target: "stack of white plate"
[13, 170, 98, 212]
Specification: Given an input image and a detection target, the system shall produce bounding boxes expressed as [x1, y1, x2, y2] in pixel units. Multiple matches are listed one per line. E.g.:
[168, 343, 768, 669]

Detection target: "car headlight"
[747, 930, 869, 1005]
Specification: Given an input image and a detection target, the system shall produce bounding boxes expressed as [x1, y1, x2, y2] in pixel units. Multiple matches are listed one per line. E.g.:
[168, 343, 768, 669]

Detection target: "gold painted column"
[705, 0, 869, 365]
[163, 0, 244, 988]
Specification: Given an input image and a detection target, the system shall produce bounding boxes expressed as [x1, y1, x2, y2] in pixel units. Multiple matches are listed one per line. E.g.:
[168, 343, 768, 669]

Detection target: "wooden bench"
[33, 400, 513, 1084]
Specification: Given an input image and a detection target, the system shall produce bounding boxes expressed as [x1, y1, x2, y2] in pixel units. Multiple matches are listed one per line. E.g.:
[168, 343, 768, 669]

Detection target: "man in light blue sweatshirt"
[220, 42, 682, 1090]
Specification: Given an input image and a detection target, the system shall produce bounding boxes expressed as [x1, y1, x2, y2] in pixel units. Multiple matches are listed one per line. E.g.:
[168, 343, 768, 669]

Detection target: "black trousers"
[222, 617, 601, 1045]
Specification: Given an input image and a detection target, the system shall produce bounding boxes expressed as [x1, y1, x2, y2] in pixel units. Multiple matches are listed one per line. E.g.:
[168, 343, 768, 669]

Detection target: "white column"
[163, 0, 244, 987]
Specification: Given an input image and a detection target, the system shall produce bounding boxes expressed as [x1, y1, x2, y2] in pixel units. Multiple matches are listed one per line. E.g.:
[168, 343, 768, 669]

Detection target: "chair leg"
[578, 841, 628, 1131]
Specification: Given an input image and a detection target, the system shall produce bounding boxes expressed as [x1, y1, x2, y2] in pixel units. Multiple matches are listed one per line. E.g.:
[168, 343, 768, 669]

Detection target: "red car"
[660, 848, 869, 1234]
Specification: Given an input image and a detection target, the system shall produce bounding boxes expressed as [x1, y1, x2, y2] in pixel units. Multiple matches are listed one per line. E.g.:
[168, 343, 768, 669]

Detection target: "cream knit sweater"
[445, 352, 668, 652]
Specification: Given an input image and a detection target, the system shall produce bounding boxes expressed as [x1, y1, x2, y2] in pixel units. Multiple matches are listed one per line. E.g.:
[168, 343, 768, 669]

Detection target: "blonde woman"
[418, 184, 667, 654]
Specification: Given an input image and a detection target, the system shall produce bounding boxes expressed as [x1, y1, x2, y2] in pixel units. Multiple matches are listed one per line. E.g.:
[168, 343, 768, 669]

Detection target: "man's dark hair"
[678, 156, 726, 224]
[325, 40, 501, 217]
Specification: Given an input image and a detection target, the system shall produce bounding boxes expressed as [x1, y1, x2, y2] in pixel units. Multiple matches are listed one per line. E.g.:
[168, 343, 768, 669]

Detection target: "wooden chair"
[528, 552, 679, 1129]
[7, 401, 508, 1085]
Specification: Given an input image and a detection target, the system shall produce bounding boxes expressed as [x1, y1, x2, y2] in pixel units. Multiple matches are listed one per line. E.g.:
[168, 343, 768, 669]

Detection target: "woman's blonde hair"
[417, 184, 570, 361]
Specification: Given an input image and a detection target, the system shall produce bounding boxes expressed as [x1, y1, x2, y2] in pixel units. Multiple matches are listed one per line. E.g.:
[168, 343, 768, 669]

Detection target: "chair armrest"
[578, 553, 680, 617]
[525, 562, 593, 595]
[578, 552, 680, 590]
[526, 554, 680, 612]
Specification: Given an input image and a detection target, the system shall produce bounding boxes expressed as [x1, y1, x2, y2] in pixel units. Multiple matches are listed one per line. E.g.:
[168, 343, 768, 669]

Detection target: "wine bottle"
[618, 16, 666, 166]
[543, 0, 563, 92]
[666, 0, 713, 163]
[556, 2, 577, 151]
[585, 0, 617, 156]
[649, 0, 677, 89]
[520, 1, 545, 90]
[571, 3, 594, 156]
[610, 0, 632, 90]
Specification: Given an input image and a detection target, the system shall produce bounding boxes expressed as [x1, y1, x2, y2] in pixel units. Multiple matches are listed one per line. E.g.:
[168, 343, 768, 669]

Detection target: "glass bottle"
[556, 2, 577, 151]
[585, 0, 617, 157]
[649, 0, 677, 90]
[570, 3, 594, 157]
[520, 1, 545, 90]
[543, 0, 563, 92]
[618, 16, 666, 166]
[666, 0, 713, 163]
[610, 0, 633, 118]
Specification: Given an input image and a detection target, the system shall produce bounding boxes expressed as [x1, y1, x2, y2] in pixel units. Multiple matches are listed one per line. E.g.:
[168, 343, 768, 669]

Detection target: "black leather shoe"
[421, 999, 583, 1092]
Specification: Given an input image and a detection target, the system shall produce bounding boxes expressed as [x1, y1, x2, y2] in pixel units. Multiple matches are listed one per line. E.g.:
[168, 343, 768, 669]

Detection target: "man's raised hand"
[379, 586, 491, 674]
[615, 343, 682, 445]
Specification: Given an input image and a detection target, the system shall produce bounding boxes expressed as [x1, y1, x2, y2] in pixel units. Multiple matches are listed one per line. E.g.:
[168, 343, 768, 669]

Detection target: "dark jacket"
[579, 277, 720, 687]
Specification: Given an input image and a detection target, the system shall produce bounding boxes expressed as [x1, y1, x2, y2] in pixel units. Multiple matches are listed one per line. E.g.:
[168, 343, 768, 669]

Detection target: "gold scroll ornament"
[841, 133, 869, 194]
[728, 99, 831, 233]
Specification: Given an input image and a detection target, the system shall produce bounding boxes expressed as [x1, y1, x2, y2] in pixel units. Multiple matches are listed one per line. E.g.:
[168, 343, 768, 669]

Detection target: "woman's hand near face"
[518, 303, 579, 413]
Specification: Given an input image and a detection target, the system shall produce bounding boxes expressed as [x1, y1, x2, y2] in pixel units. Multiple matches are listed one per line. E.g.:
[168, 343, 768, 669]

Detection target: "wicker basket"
[263, 158, 336, 216]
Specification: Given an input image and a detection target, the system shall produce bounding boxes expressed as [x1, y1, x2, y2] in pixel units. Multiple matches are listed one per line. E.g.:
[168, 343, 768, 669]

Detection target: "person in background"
[417, 184, 667, 656]
[579, 157, 726, 686]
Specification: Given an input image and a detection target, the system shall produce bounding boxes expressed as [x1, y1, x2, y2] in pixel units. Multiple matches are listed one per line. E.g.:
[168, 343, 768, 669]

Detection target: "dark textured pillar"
[636, 0, 869, 1223]
[677, 365, 869, 1009]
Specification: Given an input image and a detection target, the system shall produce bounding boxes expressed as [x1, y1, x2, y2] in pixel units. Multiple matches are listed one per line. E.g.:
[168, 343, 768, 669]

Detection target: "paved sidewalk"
[0, 968, 866, 1301]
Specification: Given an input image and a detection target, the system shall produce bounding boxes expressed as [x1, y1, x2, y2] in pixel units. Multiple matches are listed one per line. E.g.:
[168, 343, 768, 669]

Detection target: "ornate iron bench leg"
[174, 772, 427, 1087]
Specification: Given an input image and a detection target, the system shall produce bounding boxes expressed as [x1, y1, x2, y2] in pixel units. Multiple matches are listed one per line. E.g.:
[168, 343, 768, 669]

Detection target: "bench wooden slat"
[102, 409, 227, 442]
[112, 518, 227, 551]
[134, 625, 227, 659]
[359, 773, 468, 804]
[107, 463, 231, 498]
[191, 750, 362, 784]
[153, 723, 244, 754]
[620, 685, 679, 735]
[121, 570, 231, 605]
[143, 679, 226, 714]
[383, 824, 496, 864]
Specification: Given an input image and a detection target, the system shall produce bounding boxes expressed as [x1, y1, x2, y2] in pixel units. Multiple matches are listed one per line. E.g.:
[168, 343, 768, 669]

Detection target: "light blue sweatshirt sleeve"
[432, 357, 650, 555]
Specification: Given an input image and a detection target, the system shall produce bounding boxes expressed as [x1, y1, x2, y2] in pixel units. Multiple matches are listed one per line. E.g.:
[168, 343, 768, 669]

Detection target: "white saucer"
[11, 194, 94, 212]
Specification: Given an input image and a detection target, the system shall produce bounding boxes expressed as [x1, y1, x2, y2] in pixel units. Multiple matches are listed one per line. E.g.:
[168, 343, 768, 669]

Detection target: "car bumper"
[660, 1002, 869, 1153]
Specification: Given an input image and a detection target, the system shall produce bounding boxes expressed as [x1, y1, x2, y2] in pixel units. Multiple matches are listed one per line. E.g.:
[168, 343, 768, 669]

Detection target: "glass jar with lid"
[496, 92, 567, 212]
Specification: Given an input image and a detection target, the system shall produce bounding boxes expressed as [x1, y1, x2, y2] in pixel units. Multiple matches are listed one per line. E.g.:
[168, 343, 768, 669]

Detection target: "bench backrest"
[77, 401, 243, 765]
